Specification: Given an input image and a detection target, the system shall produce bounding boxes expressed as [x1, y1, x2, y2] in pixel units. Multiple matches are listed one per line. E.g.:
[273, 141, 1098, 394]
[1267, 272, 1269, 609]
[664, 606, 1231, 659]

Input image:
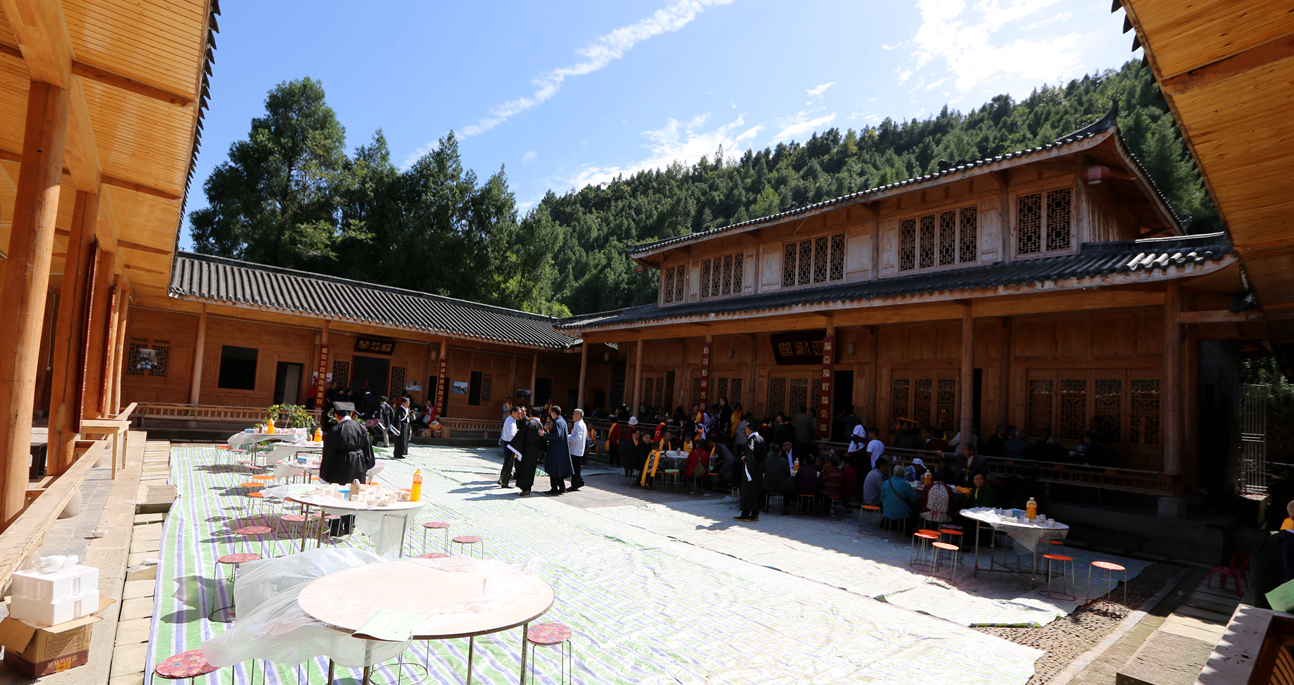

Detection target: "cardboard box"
[0, 596, 114, 677]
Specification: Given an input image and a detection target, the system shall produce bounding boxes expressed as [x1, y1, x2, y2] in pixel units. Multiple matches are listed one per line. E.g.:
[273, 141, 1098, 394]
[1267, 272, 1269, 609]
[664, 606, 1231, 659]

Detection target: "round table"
[227, 430, 308, 449]
[263, 441, 323, 466]
[285, 493, 426, 558]
[300, 558, 554, 684]
[960, 507, 1069, 581]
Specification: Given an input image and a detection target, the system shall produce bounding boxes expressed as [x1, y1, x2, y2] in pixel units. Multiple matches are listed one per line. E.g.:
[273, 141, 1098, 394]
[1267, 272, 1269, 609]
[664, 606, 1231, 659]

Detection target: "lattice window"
[813, 236, 829, 283]
[830, 234, 845, 280]
[890, 378, 910, 428]
[1046, 188, 1073, 252]
[480, 372, 492, 403]
[1094, 379, 1123, 443]
[899, 219, 917, 271]
[730, 378, 742, 408]
[797, 241, 812, 286]
[675, 265, 686, 302]
[664, 372, 675, 412]
[644, 378, 655, 410]
[126, 338, 148, 376]
[1018, 193, 1042, 255]
[783, 244, 797, 287]
[711, 257, 722, 297]
[663, 266, 676, 303]
[789, 379, 809, 415]
[700, 254, 743, 299]
[390, 366, 407, 399]
[918, 214, 936, 268]
[913, 378, 932, 426]
[938, 210, 957, 266]
[811, 379, 823, 421]
[333, 360, 350, 389]
[732, 254, 743, 294]
[721, 256, 733, 295]
[1059, 379, 1087, 440]
[657, 376, 667, 409]
[936, 379, 957, 430]
[959, 207, 978, 264]
[716, 378, 729, 403]
[692, 377, 702, 408]
[1129, 379, 1160, 445]
[1018, 187, 1073, 256]
[767, 378, 787, 417]
[701, 260, 712, 298]
[1027, 379, 1053, 435]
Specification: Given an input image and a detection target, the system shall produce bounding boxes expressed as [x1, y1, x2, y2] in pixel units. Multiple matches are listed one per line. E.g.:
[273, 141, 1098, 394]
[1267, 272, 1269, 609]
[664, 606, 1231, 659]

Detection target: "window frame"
[660, 263, 689, 306]
[216, 345, 259, 391]
[698, 252, 745, 301]
[1011, 181, 1077, 260]
[780, 232, 847, 290]
[896, 203, 980, 275]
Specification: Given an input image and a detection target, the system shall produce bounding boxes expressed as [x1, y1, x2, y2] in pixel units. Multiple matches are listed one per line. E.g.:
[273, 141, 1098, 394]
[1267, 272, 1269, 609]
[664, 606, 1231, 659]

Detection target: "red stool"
[526, 622, 573, 685]
[859, 505, 882, 536]
[1040, 553, 1076, 600]
[1089, 560, 1128, 605]
[421, 521, 451, 554]
[235, 525, 274, 559]
[154, 649, 219, 683]
[453, 535, 484, 558]
[910, 530, 940, 571]
[932, 541, 960, 582]
[417, 552, 450, 559]
[938, 528, 965, 550]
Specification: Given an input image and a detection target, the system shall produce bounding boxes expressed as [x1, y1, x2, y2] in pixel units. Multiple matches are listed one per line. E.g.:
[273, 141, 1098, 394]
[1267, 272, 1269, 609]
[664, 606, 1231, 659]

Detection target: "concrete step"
[1115, 631, 1215, 685]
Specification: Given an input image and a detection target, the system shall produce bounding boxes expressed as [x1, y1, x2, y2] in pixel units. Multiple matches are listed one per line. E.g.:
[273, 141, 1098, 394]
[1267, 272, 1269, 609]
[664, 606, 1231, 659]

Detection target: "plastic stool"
[1040, 554, 1075, 600]
[910, 530, 940, 571]
[932, 541, 960, 582]
[417, 552, 451, 559]
[235, 525, 274, 559]
[422, 521, 451, 553]
[154, 649, 219, 683]
[824, 496, 843, 516]
[859, 505, 882, 536]
[1089, 560, 1128, 605]
[797, 494, 817, 515]
[526, 622, 573, 685]
[453, 535, 484, 558]
[939, 527, 965, 550]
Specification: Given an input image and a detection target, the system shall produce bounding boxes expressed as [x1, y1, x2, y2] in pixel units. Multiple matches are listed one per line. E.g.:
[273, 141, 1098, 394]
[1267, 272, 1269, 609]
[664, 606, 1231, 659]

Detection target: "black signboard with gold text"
[769, 330, 834, 366]
[354, 337, 395, 355]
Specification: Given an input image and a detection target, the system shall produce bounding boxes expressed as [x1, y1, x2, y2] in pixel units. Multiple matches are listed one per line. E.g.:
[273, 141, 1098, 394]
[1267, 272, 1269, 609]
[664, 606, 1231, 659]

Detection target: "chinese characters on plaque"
[354, 337, 395, 355]
[768, 331, 835, 366]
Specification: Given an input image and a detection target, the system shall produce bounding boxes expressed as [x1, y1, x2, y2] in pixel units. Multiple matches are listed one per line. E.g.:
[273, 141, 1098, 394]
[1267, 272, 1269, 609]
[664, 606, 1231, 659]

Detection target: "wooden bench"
[80, 402, 137, 479]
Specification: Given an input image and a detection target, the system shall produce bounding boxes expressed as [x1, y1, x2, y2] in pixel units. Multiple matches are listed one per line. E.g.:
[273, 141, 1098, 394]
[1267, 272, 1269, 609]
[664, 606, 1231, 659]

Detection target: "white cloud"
[882, 42, 905, 50]
[563, 113, 752, 190]
[735, 124, 763, 141]
[772, 110, 837, 143]
[806, 82, 835, 97]
[457, 0, 735, 138]
[896, 67, 914, 84]
[522, 150, 538, 162]
[905, 0, 1084, 91]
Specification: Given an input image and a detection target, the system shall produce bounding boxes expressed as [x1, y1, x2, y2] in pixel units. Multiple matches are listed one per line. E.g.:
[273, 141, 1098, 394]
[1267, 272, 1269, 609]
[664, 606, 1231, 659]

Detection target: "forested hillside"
[191, 60, 1213, 317]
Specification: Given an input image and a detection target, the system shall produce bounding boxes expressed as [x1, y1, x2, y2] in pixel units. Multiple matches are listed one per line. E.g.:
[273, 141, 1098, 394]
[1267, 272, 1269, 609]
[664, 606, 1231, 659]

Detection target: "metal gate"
[1240, 384, 1268, 495]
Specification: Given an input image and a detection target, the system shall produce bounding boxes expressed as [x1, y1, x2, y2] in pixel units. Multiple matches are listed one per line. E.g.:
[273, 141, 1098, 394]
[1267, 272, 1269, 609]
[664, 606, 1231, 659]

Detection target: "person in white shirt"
[866, 428, 886, 469]
[782, 440, 796, 473]
[498, 405, 521, 488]
[567, 408, 588, 491]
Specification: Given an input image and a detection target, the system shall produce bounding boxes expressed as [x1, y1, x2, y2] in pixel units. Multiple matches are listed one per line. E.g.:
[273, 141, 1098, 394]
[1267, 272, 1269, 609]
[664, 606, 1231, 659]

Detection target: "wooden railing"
[136, 403, 321, 428]
[438, 417, 503, 438]
[1198, 605, 1294, 685]
[0, 439, 106, 589]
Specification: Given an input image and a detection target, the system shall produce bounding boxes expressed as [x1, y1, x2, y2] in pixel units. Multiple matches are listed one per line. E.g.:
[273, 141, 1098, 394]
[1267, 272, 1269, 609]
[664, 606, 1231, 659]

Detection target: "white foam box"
[8, 591, 102, 629]
[9, 565, 98, 602]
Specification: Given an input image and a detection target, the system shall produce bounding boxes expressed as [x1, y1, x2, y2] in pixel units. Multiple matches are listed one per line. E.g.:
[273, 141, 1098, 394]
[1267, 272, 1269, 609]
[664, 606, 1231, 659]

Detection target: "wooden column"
[111, 291, 129, 414]
[530, 353, 538, 404]
[576, 343, 588, 411]
[997, 318, 1012, 429]
[678, 339, 688, 409]
[0, 80, 71, 528]
[1163, 284, 1183, 476]
[631, 339, 643, 418]
[189, 304, 207, 405]
[747, 334, 757, 414]
[81, 247, 115, 422]
[960, 305, 975, 447]
[864, 326, 879, 425]
[100, 281, 122, 415]
[48, 190, 96, 474]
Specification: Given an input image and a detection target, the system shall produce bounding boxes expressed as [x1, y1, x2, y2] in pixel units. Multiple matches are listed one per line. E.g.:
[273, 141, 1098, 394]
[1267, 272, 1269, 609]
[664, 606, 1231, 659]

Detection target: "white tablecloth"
[286, 492, 426, 559]
[227, 430, 308, 448]
[263, 442, 322, 465]
[961, 508, 1069, 554]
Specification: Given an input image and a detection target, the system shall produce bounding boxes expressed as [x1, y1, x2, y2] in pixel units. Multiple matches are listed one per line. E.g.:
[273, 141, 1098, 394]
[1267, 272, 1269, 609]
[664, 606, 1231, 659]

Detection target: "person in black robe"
[736, 423, 767, 521]
[376, 396, 394, 448]
[391, 396, 412, 459]
[516, 409, 545, 496]
[539, 406, 573, 495]
[504, 406, 526, 488]
[319, 403, 374, 536]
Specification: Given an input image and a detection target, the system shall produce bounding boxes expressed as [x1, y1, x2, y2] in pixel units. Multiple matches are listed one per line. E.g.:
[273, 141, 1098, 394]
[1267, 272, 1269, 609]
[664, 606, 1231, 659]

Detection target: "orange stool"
[422, 521, 451, 554]
[452, 535, 484, 558]
[1089, 560, 1128, 605]
[939, 528, 965, 550]
[932, 541, 960, 582]
[859, 505, 882, 536]
[1040, 553, 1075, 600]
[797, 494, 817, 515]
[910, 530, 940, 570]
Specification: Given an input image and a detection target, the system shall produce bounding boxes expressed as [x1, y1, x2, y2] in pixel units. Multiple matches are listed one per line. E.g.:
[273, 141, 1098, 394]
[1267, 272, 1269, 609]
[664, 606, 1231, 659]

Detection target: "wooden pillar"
[32, 294, 57, 416]
[189, 304, 207, 405]
[960, 305, 974, 448]
[631, 339, 643, 418]
[864, 325, 879, 426]
[678, 339, 688, 409]
[111, 292, 129, 414]
[576, 343, 588, 411]
[1163, 284, 1183, 476]
[48, 190, 96, 477]
[747, 334, 757, 414]
[100, 281, 122, 416]
[0, 80, 71, 528]
[82, 248, 116, 422]
[997, 318, 1011, 430]
[530, 353, 538, 404]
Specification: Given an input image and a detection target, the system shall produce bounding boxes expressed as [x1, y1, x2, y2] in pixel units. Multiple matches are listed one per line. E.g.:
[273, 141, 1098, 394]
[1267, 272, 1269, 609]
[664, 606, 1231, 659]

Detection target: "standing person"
[502, 396, 514, 421]
[516, 408, 545, 496]
[793, 405, 814, 455]
[319, 402, 373, 536]
[540, 405, 573, 495]
[620, 416, 639, 477]
[499, 405, 521, 488]
[736, 423, 767, 522]
[357, 381, 378, 418]
[866, 428, 886, 469]
[390, 396, 412, 459]
[567, 408, 588, 492]
[763, 444, 795, 514]
[376, 396, 394, 448]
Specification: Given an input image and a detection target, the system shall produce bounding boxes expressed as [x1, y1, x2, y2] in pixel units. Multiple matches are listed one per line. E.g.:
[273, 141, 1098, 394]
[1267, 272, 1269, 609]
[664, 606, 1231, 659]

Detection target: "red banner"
[699, 340, 711, 408]
[437, 357, 448, 413]
[315, 344, 330, 403]
[818, 334, 834, 437]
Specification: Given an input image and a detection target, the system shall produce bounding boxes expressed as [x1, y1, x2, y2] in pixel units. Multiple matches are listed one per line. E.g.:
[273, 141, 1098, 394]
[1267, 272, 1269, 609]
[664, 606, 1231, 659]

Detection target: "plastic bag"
[29, 555, 79, 572]
[234, 547, 386, 615]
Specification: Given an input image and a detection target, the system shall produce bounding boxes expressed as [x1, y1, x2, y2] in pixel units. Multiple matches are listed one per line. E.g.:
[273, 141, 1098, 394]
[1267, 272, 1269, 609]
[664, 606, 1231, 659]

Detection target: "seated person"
[881, 464, 920, 534]
[714, 440, 736, 490]
[862, 456, 889, 507]
[904, 457, 929, 483]
[794, 454, 821, 512]
[895, 428, 922, 451]
[919, 477, 956, 526]
[763, 443, 795, 513]
[1004, 430, 1031, 460]
[685, 439, 714, 494]
[967, 472, 997, 508]
[819, 455, 844, 513]
[1079, 431, 1114, 467]
[930, 457, 958, 487]
[840, 456, 858, 503]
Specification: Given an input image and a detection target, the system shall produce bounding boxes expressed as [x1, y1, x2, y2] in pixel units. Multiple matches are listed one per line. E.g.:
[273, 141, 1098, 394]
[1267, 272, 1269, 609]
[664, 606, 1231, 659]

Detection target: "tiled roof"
[170, 252, 578, 349]
[559, 233, 1234, 330]
[628, 103, 1182, 257]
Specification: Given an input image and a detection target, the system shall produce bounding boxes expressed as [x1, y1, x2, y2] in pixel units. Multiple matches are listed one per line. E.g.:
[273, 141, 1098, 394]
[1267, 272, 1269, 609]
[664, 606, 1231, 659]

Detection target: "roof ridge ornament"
[1056, 99, 1119, 144]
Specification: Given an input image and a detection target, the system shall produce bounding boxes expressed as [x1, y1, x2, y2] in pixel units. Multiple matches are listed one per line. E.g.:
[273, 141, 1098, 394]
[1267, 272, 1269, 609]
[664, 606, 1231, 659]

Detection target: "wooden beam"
[1163, 283, 1183, 479]
[124, 263, 167, 275]
[64, 77, 101, 192]
[1177, 309, 1263, 324]
[70, 60, 195, 108]
[0, 0, 73, 87]
[0, 148, 182, 202]
[1160, 33, 1294, 96]
[117, 240, 172, 256]
[0, 80, 70, 529]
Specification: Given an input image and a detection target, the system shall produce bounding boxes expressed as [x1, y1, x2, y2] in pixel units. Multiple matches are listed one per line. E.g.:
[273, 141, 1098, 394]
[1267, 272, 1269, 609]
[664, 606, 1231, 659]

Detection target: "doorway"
[273, 362, 303, 405]
[833, 370, 855, 441]
[534, 378, 553, 406]
[351, 356, 390, 394]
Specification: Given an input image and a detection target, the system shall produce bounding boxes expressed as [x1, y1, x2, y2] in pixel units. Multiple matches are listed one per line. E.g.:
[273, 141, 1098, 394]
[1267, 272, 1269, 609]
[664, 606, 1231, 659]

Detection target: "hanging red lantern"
[1085, 165, 1111, 184]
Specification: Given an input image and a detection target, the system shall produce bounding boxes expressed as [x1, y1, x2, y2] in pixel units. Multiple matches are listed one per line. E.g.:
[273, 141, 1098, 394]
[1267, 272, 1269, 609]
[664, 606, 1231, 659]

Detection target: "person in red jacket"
[819, 454, 845, 515]
[686, 439, 713, 494]
[840, 456, 859, 504]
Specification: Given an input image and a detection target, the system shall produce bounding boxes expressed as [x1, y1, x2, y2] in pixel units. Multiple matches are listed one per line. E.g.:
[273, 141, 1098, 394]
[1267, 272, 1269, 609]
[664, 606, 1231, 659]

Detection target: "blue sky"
[182, 0, 1139, 248]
